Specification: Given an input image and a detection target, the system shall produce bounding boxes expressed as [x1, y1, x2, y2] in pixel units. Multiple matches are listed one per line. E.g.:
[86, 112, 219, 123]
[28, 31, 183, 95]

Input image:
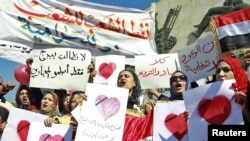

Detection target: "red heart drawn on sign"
[95, 95, 120, 121]
[17, 120, 30, 141]
[39, 134, 64, 141]
[198, 95, 231, 125]
[98, 62, 116, 79]
[165, 113, 188, 141]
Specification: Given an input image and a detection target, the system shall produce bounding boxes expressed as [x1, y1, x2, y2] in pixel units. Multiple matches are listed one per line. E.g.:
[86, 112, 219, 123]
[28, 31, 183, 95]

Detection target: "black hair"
[15, 85, 35, 108]
[0, 106, 9, 122]
[118, 69, 141, 108]
[68, 91, 85, 112]
[61, 93, 71, 115]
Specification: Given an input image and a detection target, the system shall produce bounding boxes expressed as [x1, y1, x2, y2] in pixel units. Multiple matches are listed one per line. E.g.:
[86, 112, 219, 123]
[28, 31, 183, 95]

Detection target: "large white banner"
[0, 0, 157, 63]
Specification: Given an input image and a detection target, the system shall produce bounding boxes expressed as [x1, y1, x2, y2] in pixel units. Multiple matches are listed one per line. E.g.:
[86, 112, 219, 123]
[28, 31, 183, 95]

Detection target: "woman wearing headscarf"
[216, 57, 250, 125]
[215, 57, 248, 92]
[147, 70, 191, 101]
[39, 91, 60, 116]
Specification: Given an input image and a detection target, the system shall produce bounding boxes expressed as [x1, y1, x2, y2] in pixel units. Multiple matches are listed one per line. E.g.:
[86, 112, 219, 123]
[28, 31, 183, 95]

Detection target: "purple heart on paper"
[95, 95, 120, 121]
[39, 134, 64, 141]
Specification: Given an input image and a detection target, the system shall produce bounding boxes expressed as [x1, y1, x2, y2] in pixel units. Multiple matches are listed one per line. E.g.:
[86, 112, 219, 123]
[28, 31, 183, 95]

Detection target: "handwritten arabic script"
[178, 35, 220, 82]
[29, 48, 91, 91]
[135, 54, 180, 89]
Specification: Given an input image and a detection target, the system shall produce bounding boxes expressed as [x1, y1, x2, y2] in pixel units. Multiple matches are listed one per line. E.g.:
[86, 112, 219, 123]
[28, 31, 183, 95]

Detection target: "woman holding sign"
[216, 57, 250, 125]
[233, 51, 250, 125]
[116, 69, 154, 141]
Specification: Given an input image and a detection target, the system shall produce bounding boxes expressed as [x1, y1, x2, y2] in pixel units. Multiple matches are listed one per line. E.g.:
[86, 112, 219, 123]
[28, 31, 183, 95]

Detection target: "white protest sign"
[29, 48, 91, 91]
[27, 122, 73, 141]
[74, 83, 129, 141]
[0, 0, 156, 60]
[1, 108, 48, 141]
[178, 35, 220, 82]
[153, 101, 188, 141]
[183, 80, 244, 141]
[94, 55, 125, 86]
[135, 53, 180, 89]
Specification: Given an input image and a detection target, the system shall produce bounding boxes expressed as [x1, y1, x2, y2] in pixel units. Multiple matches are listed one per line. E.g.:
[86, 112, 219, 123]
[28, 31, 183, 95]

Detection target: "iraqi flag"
[211, 6, 250, 58]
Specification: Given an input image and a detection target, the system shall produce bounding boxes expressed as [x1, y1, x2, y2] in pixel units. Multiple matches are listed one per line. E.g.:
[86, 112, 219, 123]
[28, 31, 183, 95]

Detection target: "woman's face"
[170, 72, 187, 96]
[216, 61, 234, 81]
[18, 89, 31, 106]
[117, 71, 136, 93]
[70, 94, 80, 111]
[40, 93, 55, 114]
[63, 95, 70, 113]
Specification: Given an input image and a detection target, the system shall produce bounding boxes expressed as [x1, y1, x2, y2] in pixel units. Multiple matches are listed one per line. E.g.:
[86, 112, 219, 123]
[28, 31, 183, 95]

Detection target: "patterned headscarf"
[216, 57, 249, 94]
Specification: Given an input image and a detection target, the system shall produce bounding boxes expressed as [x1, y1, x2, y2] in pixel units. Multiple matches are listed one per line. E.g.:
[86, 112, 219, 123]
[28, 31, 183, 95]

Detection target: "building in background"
[148, 0, 250, 54]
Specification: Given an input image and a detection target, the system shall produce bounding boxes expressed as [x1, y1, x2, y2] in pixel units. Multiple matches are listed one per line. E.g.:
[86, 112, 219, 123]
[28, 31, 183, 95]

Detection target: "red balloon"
[14, 65, 31, 84]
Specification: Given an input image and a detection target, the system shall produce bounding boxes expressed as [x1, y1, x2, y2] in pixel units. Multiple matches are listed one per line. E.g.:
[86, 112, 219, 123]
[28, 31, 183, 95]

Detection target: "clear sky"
[84, 0, 159, 10]
[0, 0, 159, 103]
[0, 58, 21, 103]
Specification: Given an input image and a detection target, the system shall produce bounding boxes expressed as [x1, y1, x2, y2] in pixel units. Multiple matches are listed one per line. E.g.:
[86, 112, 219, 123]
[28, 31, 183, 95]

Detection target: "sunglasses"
[216, 67, 231, 74]
[170, 75, 187, 82]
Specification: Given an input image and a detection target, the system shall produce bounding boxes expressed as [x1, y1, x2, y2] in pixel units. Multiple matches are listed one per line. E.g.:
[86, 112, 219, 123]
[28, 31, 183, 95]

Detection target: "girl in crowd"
[61, 93, 71, 115]
[216, 57, 250, 125]
[15, 84, 38, 112]
[145, 70, 191, 115]
[117, 69, 142, 109]
[44, 91, 87, 140]
[180, 57, 248, 122]
[147, 70, 191, 101]
[67, 91, 86, 140]
[117, 69, 154, 141]
[39, 91, 60, 116]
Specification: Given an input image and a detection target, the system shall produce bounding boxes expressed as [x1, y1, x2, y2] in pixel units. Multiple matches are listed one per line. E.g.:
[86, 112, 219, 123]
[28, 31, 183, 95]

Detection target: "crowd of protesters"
[1, 51, 250, 140]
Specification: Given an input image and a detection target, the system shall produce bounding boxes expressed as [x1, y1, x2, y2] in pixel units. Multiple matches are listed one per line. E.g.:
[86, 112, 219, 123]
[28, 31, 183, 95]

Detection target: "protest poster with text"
[178, 35, 220, 82]
[135, 53, 180, 89]
[183, 80, 244, 141]
[74, 83, 129, 141]
[29, 48, 91, 91]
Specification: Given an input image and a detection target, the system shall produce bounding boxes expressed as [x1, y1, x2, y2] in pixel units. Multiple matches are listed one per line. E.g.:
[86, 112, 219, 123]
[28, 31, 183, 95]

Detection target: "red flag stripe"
[214, 7, 250, 28]
[216, 20, 250, 40]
